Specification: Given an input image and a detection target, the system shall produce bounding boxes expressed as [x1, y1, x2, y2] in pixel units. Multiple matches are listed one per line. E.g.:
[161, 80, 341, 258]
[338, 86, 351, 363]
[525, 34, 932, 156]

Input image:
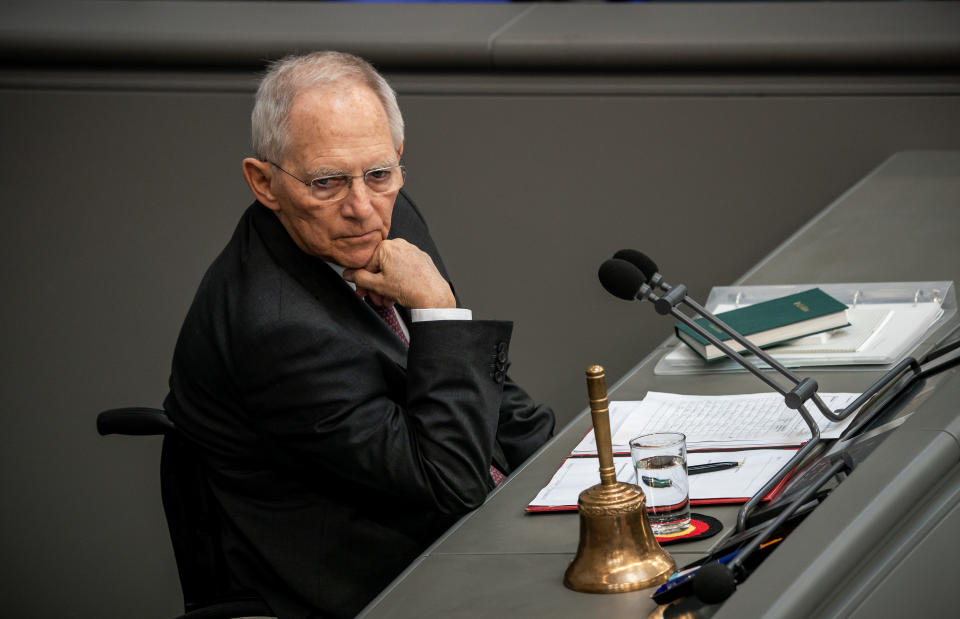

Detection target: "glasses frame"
[268, 161, 406, 204]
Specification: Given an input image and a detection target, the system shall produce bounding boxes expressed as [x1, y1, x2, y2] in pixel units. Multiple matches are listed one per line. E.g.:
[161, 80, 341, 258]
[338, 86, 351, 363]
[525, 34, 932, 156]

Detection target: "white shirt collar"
[326, 261, 356, 292]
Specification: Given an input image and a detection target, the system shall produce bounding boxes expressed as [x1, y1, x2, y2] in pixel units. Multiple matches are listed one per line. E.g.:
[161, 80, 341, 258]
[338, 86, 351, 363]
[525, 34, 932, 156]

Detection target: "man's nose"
[339, 178, 375, 218]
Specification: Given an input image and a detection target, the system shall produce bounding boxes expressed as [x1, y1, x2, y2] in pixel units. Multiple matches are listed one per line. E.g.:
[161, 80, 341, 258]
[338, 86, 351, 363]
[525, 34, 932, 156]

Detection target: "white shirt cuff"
[410, 308, 473, 322]
[327, 261, 471, 322]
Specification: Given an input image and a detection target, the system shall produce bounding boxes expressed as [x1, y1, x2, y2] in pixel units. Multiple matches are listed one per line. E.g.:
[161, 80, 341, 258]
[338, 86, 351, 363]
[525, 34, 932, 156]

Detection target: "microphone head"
[598, 258, 645, 300]
[693, 561, 737, 604]
[613, 249, 659, 281]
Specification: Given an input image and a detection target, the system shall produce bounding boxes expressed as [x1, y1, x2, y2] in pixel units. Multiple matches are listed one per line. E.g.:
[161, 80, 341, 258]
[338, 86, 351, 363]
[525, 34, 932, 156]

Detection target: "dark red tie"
[369, 300, 505, 486]
[370, 303, 408, 346]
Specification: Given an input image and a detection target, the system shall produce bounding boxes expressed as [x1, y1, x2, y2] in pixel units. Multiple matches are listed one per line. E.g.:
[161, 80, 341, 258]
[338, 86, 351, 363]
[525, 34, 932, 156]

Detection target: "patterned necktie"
[369, 302, 408, 346]
[369, 299, 505, 487]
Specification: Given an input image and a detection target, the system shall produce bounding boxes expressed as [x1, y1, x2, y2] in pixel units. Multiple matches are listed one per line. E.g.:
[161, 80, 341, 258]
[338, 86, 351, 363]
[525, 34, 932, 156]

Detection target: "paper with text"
[528, 449, 798, 509]
[572, 391, 859, 454]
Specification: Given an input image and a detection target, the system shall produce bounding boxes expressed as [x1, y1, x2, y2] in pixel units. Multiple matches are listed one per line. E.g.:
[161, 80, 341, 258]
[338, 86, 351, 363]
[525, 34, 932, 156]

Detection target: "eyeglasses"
[269, 161, 406, 204]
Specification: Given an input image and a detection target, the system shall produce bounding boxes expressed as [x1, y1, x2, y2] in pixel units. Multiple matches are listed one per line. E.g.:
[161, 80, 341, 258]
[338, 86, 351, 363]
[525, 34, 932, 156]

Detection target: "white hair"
[251, 51, 404, 162]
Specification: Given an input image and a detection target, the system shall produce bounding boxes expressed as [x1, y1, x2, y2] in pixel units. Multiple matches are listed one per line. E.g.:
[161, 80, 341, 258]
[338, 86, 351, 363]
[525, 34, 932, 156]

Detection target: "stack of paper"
[571, 391, 859, 455]
[529, 391, 861, 511]
[527, 449, 799, 511]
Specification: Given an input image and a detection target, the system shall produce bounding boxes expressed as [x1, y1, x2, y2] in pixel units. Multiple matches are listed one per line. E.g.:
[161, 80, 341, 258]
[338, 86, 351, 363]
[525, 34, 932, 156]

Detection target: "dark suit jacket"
[164, 192, 555, 619]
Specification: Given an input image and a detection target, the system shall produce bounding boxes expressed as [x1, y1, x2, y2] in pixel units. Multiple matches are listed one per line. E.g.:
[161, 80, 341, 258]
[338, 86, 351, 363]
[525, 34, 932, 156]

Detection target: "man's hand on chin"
[342, 239, 456, 309]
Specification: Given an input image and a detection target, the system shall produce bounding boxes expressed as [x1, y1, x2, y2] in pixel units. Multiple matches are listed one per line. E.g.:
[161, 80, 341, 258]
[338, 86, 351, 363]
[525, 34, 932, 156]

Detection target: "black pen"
[688, 461, 742, 475]
[639, 461, 743, 488]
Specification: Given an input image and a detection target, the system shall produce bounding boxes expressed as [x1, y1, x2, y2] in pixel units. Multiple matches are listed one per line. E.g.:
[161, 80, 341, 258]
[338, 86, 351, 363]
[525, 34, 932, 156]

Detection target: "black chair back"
[98, 407, 273, 619]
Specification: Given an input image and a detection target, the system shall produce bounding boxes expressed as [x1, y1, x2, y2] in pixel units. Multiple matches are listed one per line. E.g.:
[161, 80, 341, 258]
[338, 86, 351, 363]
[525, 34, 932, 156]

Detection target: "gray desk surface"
[361, 151, 960, 618]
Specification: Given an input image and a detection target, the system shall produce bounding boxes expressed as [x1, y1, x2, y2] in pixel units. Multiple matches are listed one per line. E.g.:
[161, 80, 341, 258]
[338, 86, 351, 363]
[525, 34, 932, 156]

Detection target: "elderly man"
[164, 51, 555, 618]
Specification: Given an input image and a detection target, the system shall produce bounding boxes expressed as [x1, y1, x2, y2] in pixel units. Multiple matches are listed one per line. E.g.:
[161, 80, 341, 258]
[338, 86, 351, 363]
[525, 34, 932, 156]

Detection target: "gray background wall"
[1, 2, 959, 617]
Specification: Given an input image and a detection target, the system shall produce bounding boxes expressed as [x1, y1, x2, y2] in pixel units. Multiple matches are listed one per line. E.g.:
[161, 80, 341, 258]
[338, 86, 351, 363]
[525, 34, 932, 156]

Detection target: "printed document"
[572, 391, 859, 454]
[528, 449, 798, 509]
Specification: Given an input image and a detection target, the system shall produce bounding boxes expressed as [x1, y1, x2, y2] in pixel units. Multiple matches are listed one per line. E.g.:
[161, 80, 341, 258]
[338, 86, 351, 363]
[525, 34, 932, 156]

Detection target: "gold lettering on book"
[794, 301, 810, 312]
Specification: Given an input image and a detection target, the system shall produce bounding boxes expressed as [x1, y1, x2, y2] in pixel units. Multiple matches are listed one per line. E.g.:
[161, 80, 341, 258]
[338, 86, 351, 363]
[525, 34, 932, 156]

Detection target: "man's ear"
[242, 158, 280, 210]
[397, 144, 404, 159]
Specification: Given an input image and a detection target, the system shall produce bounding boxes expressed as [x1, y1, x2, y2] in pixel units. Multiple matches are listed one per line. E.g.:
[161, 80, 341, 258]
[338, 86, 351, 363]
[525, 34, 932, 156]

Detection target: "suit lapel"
[248, 202, 409, 369]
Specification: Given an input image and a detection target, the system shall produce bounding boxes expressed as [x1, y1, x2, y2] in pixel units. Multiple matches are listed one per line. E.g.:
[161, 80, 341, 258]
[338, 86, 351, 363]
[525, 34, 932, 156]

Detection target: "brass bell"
[563, 365, 676, 593]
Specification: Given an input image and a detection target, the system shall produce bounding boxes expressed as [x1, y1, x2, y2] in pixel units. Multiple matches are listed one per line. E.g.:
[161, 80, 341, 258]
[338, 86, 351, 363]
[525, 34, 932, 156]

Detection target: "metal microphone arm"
[675, 292, 803, 385]
[643, 284, 822, 532]
[725, 455, 852, 581]
[650, 280, 919, 424]
[658, 286, 803, 399]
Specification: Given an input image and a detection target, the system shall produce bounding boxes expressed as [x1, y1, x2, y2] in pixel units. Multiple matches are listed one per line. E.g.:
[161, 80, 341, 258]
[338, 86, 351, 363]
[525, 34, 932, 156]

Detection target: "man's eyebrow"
[305, 161, 398, 179]
[367, 160, 399, 171]
[305, 166, 348, 178]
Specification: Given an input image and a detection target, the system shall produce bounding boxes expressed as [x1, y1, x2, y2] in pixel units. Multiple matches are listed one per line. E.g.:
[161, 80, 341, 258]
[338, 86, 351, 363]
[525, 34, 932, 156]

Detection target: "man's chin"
[333, 234, 383, 268]
[334, 247, 377, 269]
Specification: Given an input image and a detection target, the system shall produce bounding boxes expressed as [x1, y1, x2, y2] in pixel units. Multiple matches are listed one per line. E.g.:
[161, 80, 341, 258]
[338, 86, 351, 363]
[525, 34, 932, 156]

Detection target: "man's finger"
[343, 268, 381, 290]
[368, 292, 393, 307]
[363, 243, 385, 273]
[349, 269, 394, 301]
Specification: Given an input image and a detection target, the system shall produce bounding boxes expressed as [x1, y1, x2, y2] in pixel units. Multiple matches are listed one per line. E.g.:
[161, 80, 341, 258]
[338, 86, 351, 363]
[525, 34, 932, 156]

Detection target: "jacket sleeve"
[496, 376, 556, 472]
[393, 190, 556, 471]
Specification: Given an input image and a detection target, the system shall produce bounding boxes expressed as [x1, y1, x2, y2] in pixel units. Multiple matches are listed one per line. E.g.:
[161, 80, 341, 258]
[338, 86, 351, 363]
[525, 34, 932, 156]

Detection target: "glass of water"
[629, 432, 691, 535]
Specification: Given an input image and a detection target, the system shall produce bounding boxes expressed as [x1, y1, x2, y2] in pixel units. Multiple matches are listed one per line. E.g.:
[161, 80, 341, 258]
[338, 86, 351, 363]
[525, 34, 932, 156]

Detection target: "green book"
[675, 288, 850, 362]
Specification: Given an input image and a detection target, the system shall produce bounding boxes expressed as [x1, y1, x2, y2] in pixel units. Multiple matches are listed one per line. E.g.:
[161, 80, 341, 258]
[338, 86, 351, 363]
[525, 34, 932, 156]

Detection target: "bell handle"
[586, 365, 617, 487]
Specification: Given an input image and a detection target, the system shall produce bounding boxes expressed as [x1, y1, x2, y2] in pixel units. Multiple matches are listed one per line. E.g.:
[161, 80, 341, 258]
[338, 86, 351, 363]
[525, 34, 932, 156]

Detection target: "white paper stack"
[571, 391, 859, 454]
[528, 449, 798, 510]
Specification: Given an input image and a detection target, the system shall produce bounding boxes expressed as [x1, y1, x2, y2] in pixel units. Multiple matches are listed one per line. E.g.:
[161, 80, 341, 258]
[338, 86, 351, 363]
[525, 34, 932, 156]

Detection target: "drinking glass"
[629, 432, 691, 535]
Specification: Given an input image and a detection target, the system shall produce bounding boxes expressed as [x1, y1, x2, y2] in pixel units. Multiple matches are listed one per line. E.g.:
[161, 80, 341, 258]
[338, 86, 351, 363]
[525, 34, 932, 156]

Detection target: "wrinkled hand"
[342, 239, 456, 309]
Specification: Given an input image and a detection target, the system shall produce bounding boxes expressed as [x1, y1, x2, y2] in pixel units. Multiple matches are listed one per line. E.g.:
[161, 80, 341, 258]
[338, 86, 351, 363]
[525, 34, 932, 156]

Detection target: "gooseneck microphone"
[597, 258, 646, 301]
[597, 250, 921, 603]
[599, 253, 825, 431]
[613, 248, 668, 291]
